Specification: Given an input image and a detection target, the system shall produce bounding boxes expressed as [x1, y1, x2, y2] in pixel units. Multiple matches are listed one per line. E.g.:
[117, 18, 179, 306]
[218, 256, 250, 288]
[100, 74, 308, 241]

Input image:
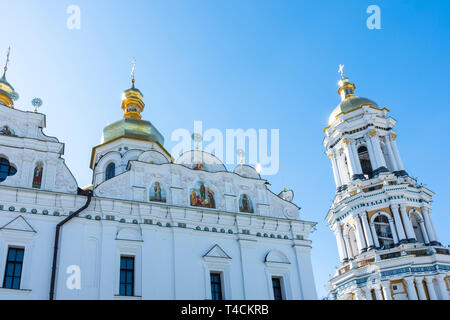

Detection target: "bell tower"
[323, 66, 449, 300]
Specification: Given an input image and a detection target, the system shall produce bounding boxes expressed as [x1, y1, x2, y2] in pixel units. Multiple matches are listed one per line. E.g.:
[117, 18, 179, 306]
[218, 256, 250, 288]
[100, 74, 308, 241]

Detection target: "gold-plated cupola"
[121, 58, 145, 120]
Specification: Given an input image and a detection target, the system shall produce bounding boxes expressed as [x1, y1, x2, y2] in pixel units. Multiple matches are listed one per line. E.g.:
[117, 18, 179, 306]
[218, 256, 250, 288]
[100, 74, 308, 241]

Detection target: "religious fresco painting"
[149, 181, 166, 202]
[192, 161, 205, 171]
[190, 181, 215, 209]
[239, 194, 254, 213]
[32, 163, 43, 189]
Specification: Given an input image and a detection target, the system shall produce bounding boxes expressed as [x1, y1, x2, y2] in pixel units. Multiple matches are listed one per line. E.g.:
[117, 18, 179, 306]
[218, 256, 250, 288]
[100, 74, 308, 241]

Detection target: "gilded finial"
[338, 64, 345, 79]
[131, 58, 136, 88]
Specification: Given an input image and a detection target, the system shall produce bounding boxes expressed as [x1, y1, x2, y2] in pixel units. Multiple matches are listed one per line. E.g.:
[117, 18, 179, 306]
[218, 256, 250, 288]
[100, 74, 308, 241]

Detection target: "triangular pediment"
[203, 244, 231, 259]
[0, 216, 36, 233]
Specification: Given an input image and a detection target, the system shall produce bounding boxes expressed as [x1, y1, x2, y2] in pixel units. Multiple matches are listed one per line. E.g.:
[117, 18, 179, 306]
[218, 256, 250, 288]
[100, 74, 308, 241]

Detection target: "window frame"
[105, 162, 116, 181]
[2, 247, 25, 290]
[119, 256, 135, 297]
[209, 272, 224, 300]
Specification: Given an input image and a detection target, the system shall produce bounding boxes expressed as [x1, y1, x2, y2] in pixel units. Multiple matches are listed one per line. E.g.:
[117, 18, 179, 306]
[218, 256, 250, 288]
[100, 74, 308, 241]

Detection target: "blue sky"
[2, 0, 450, 298]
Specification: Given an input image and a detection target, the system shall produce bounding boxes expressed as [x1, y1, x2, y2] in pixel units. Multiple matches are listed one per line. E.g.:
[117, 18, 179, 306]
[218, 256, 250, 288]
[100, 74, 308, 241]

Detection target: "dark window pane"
[7, 249, 16, 261]
[4, 277, 12, 289]
[6, 264, 14, 276]
[15, 250, 24, 262]
[14, 264, 22, 277]
[12, 277, 20, 289]
[210, 273, 223, 300]
[272, 278, 283, 300]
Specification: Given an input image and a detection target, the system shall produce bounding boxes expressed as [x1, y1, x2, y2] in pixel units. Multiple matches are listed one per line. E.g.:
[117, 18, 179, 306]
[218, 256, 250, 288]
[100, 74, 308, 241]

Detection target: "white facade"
[0, 75, 318, 300]
[324, 73, 450, 300]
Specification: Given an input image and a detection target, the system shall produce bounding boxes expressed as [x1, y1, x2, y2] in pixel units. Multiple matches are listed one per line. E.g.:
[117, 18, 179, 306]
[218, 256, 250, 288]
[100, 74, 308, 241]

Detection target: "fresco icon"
[190, 181, 215, 209]
[239, 194, 254, 213]
[150, 181, 166, 202]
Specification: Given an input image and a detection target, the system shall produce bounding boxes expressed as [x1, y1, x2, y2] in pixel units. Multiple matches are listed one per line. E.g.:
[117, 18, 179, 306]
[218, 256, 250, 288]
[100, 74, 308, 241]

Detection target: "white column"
[329, 151, 342, 188]
[422, 207, 437, 243]
[373, 285, 383, 300]
[343, 140, 357, 180]
[415, 277, 427, 300]
[365, 136, 379, 169]
[350, 142, 363, 175]
[404, 277, 418, 300]
[436, 274, 449, 300]
[370, 222, 380, 247]
[381, 281, 392, 300]
[425, 276, 438, 300]
[354, 215, 367, 253]
[400, 204, 416, 242]
[354, 289, 364, 300]
[384, 137, 398, 171]
[391, 204, 407, 242]
[369, 133, 387, 169]
[388, 217, 399, 245]
[389, 136, 405, 171]
[418, 219, 430, 244]
[343, 235, 353, 259]
[360, 213, 374, 249]
[364, 287, 373, 300]
[333, 224, 348, 263]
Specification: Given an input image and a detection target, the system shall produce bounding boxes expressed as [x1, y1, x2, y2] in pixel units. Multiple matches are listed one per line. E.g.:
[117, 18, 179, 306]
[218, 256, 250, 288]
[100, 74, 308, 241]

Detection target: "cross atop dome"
[337, 64, 356, 101]
[121, 58, 145, 120]
[2, 46, 10, 78]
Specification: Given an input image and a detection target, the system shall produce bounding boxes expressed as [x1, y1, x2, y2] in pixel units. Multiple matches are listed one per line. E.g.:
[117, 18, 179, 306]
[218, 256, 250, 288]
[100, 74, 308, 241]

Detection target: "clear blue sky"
[2, 0, 450, 298]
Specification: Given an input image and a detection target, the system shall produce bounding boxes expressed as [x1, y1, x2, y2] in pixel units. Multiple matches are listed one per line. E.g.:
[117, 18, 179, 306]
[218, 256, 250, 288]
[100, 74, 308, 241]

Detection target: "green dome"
[102, 118, 164, 146]
[328, 96, 378, 125]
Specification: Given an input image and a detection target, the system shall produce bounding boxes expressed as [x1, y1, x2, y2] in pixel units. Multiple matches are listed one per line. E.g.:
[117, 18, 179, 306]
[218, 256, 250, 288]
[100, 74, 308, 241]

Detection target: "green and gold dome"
[101, 79, 164, 146]
[327, 68, 380, 126]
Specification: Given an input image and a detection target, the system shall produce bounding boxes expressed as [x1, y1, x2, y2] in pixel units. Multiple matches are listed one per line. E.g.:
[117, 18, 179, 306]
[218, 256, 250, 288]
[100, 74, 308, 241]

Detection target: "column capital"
[414, 276, 424, 283]
[435, 274, 446, 281]
[380, 280, 390, 287]
[425, 276, 435, 283]
[360, 211, 368, 218]
[404, 276, 415, 284]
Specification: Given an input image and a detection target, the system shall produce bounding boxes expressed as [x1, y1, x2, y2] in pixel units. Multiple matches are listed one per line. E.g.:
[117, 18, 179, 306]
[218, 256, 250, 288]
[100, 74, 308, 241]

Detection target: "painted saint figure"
[32, 164, 43, 189]
[190, 181, 215, 209]
[150, 181, 166, 202]
[239, 194, 254, 213]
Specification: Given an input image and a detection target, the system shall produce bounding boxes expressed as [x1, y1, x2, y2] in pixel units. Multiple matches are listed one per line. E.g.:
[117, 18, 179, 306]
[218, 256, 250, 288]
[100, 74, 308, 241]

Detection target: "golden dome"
[328, 96, 379, 125]
[327, 69, 379, 126]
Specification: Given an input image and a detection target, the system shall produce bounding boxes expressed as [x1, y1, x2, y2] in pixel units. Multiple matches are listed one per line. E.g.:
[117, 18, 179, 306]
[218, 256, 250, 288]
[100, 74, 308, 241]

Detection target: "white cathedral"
[323, 68, 450, 300]
[0, 57, 317, 300]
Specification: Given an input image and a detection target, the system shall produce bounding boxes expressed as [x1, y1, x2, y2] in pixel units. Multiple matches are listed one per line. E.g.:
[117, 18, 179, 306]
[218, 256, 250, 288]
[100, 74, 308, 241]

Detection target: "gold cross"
[131, 58, 136, 85]
[3, 47, 10, 73]
[338, 64, 345, 78]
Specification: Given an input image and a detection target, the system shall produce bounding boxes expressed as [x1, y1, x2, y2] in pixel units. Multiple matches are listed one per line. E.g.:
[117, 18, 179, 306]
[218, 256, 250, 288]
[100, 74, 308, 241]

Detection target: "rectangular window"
[119, 256, 134, 296]
[3, 248, 24, 290]
[272, 277, 283, 300]
[210, 272, 223, 300]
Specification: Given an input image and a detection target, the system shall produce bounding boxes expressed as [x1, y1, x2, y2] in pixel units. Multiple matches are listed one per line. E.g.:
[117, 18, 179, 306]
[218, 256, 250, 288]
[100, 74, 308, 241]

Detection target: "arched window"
[358, 146, 373, 177]
[149, 182, 166, 203]
[105, 163, 116, 181]
[0, 157, 17, 182]
[32, 163, 43, 189]
[239, 194, 254, 213]
[374, 215, 394, 249]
